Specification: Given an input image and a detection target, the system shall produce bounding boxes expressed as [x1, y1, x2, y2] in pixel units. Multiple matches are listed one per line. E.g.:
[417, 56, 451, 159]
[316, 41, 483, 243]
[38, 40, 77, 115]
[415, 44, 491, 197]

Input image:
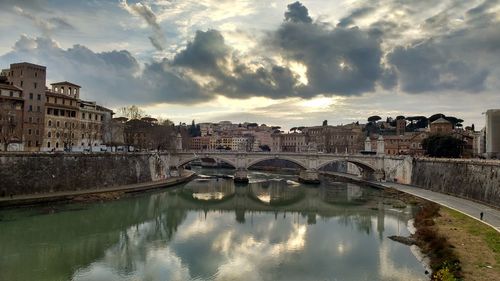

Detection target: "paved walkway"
[0, 171, 195, 207]
[323, 171, 500, 232]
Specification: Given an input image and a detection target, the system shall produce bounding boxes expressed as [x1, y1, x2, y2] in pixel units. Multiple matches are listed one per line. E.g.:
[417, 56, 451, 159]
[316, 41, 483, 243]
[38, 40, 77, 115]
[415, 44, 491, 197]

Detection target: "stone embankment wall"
[0, 153, 172, 196]
[411, 158, 500, 207]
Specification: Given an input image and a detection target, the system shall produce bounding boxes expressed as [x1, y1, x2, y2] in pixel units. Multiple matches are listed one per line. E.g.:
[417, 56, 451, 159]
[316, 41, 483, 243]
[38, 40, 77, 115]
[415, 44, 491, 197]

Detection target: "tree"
[118, 105, 145, 120]
[422, 135, 464, 158]
[102, 118, 125, 151]
[322, 120, 328, 126]
[259, 145, 271, 151]
[0, 102, 20, 151]
[367, 115, 381, 123]
[290, 127, 297, 133]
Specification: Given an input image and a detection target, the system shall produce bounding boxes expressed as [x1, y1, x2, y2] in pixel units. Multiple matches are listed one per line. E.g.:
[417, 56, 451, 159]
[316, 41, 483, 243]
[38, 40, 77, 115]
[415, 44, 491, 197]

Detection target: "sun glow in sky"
[0, 0, 499, 128]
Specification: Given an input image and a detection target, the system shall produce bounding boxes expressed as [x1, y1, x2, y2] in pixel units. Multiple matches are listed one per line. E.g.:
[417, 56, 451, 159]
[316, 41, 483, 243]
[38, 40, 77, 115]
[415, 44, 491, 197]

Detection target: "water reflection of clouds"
[70, 193, 424, 281]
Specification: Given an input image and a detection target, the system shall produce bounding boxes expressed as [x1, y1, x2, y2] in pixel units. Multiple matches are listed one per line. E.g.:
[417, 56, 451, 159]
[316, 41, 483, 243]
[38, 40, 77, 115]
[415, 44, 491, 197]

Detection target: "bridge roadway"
[323, 171, 500, 233]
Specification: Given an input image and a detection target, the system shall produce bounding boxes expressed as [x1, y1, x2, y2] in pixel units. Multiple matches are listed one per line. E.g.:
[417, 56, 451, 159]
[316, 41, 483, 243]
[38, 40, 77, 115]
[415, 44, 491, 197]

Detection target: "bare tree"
[58, 121, 77, 152]
[118, 105, 145, 120]
[82, 122, 99, 152]
[102, 118, 125, 151]
[0, 102, 21, 151]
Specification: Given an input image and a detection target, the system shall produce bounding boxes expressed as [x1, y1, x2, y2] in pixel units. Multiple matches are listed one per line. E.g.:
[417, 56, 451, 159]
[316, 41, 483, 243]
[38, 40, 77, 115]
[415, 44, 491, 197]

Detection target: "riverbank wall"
[410, 158, 500, 207]
[0, 152, 176, 196]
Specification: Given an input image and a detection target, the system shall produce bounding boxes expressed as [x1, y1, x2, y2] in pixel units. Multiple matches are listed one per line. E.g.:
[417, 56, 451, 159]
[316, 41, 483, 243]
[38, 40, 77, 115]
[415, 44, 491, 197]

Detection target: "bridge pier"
[298, 169, 320, 184]
[234, 169, 249, 184]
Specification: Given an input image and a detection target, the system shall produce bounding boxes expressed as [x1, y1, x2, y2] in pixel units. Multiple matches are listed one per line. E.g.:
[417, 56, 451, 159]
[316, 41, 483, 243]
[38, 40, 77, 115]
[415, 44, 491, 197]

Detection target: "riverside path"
[323, 171, 500, 233]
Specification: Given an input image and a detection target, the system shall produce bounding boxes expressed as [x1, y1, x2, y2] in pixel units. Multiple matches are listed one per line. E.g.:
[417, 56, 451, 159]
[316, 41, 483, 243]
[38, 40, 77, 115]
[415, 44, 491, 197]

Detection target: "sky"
[0, 0, 499, 129]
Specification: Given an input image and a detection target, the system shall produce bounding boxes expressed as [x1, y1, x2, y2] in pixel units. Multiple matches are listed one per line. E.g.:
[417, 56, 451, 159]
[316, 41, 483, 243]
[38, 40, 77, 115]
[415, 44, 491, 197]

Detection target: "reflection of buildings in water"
[187, 179, 235, 201]
[250, 181, 303, 205]
[319, 182, 364, 204]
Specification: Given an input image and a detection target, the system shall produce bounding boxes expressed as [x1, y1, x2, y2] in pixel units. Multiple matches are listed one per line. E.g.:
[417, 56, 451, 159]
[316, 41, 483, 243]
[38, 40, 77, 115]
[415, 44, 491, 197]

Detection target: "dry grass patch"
[436, 207, 500, 281]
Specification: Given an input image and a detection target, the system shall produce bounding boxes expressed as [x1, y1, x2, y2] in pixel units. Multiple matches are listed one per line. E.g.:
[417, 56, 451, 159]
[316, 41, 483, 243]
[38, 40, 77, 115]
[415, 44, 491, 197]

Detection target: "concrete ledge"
[0, 171, 196, 208]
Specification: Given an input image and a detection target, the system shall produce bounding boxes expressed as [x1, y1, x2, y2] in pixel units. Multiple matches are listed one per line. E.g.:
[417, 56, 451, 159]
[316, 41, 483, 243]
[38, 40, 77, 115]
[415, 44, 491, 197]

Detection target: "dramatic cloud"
[0, 35, 205, 105]
[13, 6, 74, 37]
[1, 0, 500, 127]
[271, 4, 387, 96]
[120, 0, 167, 51]
[284, 1, 313, 24]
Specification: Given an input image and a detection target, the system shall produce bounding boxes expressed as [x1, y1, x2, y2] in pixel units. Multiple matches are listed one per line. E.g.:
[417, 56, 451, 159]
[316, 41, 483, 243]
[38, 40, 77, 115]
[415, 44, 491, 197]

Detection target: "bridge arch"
[317, 159, 377, 173]
[177, 156, 237, 169]
[246, 156, 307, 170]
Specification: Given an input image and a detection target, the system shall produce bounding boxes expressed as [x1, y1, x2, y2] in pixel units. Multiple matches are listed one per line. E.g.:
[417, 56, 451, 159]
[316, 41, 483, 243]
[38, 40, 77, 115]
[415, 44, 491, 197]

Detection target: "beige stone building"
[0, 81, 24, 151]
[3, 63, 47, 150]
[43, 82, 81, 151]
[79, 100, 113, 151]
[303, 123, 365, 153]
[430, 117, 453, 134]
[272, 133, 308, 152]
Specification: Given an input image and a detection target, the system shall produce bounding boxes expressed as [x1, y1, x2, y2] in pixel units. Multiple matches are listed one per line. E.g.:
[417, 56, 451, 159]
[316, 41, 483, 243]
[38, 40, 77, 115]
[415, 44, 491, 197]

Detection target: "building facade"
[4, 63, 47, 150]
[0, 82, 24, 151]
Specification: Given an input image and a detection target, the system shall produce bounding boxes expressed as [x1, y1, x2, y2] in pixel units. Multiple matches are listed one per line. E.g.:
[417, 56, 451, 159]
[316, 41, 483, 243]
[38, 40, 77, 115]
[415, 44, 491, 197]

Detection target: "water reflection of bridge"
[172, 178, 413, 226]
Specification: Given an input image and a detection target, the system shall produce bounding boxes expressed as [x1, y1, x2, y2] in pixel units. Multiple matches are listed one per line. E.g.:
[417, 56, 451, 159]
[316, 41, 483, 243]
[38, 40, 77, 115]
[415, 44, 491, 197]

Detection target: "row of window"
[47, 96, 75, 106]
[29, 93, 41, 100]
[46, 142, 99, 148]
[46, 108, 77, 118]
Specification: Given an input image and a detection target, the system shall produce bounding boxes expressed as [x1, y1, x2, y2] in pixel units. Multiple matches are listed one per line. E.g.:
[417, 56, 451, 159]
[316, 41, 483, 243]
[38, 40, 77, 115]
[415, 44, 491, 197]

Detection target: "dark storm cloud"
[173, 30, 229, 75]
[388, 41, 489, 93]
[173, 29, 302, 99]
[272, 20, 386, 95]
[284, 1, 312, 24]
[173, 2, 390, 99]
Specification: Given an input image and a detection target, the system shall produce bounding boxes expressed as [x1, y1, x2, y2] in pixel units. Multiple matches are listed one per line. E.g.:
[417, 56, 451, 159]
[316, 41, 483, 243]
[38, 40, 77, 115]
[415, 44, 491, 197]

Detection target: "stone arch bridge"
[170, 152, 412, 184]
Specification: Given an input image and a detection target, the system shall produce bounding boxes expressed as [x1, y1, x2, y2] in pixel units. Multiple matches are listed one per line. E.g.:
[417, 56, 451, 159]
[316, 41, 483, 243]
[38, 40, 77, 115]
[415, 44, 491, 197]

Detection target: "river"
[0, 167, 427, 281]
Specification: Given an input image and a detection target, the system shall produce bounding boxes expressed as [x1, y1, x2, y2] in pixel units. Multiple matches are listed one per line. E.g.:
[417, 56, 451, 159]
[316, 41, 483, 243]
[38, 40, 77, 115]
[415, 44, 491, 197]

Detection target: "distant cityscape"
[0, 62, 499, 159]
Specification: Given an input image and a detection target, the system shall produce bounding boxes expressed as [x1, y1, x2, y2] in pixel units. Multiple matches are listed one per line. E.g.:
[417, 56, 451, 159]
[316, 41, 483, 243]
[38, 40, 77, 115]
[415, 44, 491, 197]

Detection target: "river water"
[0, 168, 427, 281]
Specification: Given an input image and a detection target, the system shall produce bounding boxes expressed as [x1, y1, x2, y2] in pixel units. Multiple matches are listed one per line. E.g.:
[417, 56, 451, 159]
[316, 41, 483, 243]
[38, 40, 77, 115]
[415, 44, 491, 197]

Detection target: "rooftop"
[51, 81, 81, 88]
[431, 117, 451, 124]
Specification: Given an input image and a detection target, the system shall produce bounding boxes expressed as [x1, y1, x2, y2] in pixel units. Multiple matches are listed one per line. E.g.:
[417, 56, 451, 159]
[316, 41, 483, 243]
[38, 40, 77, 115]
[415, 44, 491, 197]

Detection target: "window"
[29, 117, 32, 123]
[36, 141, 39, 147]
[56, 132, 60, 138]
[56, 121, 60, 127]
[82, 113, 86, 119]
[48, 132, 51, 138]
[47, 142, 51, 148]
[27, 140, 31, 147]
[37, 94, 41, 101]
[28, 129, 32, 135]
[29, 93, 33, 100]
[9, 91, 13, 97]
[20, 81, 23, 87]
[34, 82, 37, 89]
[95, 115, 98, 121]
[28, 105, 33, 112]
[37, 106, 40, 112]
[34, 72, 38, 78]
[56, 142, 59, 148]
[48, 120, 52, 127]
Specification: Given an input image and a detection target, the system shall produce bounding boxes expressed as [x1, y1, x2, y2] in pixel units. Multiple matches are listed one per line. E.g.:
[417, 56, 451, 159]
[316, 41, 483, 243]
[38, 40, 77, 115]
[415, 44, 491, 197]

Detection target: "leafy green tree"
[422, 135, 464, 158]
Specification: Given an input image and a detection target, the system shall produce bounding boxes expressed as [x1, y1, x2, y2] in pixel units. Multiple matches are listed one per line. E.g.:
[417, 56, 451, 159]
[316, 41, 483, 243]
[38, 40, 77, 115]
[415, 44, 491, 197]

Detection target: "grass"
[435, 207, 500, 281]
[444, 208, 500, 264]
